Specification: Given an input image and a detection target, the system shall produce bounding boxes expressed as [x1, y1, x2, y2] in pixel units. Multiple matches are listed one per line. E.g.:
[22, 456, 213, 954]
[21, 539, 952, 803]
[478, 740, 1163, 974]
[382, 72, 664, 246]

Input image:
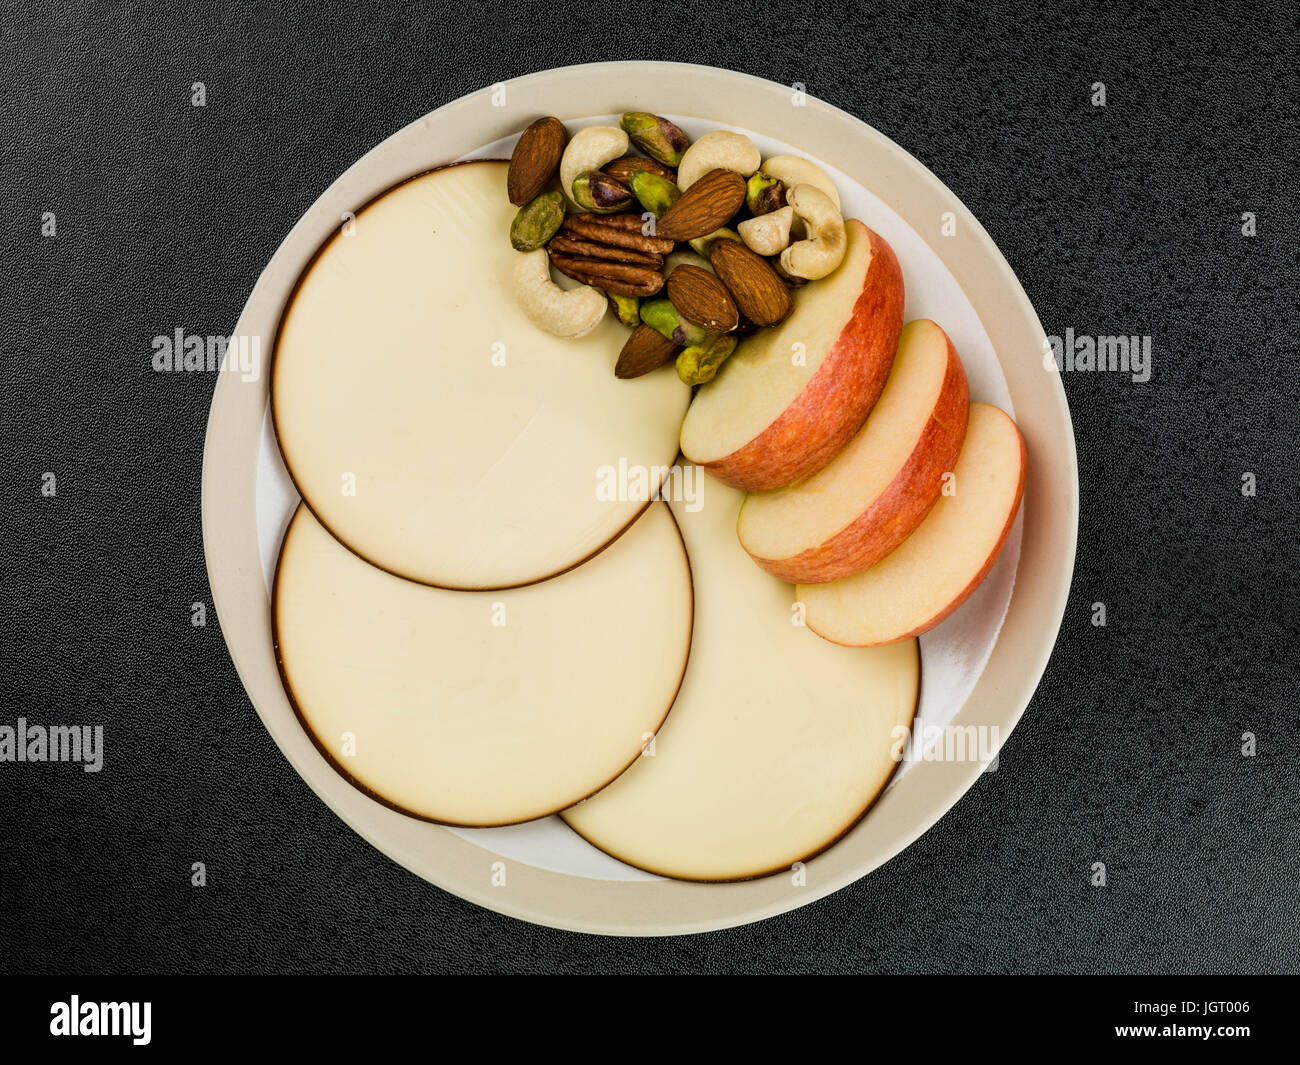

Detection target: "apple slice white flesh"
[561, 477, 918, 882]
[272, 160, 689, 590]
[274, 502, 692, 827]
[798, 404, 1026, 646]
[737, 319, 969, 585]
[678, 220, 903, 491]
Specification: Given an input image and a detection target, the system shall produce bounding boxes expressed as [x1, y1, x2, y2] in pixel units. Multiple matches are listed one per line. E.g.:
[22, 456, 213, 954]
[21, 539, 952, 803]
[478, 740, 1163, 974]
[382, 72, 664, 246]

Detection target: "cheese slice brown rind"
[562, 476, 919, 881]
[271, 160, 689, 590]
[274, 502, 693, 827]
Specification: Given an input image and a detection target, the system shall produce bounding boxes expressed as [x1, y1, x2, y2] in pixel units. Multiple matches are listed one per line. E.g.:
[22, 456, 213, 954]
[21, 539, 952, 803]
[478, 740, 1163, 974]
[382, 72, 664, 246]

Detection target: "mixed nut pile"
[506, 112, 848, 385]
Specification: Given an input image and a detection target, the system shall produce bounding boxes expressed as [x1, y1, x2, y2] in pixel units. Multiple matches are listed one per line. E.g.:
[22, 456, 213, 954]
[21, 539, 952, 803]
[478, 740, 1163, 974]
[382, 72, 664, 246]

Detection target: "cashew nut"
[737, 206, 795, 257]
[759, 155, 841, 210]
[513, 249, 607, 338]
[663, 249, 713, 276]
[779, 185, 846, 280]
[676, 130, 761, 190]
[559, 126, 629, 208]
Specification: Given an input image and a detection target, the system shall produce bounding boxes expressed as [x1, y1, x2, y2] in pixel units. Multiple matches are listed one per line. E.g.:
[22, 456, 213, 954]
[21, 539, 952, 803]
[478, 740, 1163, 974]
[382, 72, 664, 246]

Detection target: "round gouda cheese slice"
[274, 502, 693, 826]
[272, 160, 690, 589]
[562, 476, 919, 880]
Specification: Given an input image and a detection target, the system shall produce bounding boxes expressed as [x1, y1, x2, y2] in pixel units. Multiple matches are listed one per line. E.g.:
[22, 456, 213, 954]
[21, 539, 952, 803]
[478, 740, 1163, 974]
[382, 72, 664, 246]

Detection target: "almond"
[616, 324, 681, 379]
[654, 169, 746, 242]
[709, 239, 792, 326]
[666, 264, 739, 333]
[508, 117, 568, 206]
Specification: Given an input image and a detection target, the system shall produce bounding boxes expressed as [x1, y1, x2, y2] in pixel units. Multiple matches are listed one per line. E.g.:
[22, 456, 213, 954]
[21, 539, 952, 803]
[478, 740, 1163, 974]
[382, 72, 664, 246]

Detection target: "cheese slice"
[562, 475, 919, 881]
[271, 160, 689, 589]
[274, 503, 693, 826]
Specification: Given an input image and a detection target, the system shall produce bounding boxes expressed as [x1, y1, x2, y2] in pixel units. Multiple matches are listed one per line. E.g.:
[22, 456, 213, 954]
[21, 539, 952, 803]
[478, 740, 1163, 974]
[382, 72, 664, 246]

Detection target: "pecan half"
[548, 251, 665, 297]
[605, 155, 677, 186]
[548, 231, 663, 268]
[560, 213, 675, 255]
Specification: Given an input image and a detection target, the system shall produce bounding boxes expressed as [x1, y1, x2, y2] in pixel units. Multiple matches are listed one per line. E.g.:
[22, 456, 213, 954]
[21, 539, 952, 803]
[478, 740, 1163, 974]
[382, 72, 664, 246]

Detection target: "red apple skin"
[808, 424, 1027, 647]
[744, 333, 970, 585]
[697, 223, 904, 491]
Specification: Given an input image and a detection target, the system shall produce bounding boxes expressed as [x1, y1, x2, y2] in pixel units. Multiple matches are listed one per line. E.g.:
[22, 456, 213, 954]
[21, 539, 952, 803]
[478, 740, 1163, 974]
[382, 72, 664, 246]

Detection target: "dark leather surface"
[1, 1, 1296, 973]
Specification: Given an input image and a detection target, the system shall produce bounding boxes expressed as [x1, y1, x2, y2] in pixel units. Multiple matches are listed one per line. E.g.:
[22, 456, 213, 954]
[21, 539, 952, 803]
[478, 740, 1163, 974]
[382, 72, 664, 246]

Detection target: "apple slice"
[737, 319, 969, 584]
[561, 477, 918, 882]
[274, 502, 692, 827]
[678, 220, 903, 491]
[797, 404, 1026, 646]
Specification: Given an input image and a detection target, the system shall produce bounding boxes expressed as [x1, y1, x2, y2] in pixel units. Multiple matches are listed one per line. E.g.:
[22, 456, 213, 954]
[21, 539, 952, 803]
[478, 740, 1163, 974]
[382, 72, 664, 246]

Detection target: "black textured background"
[1, 0, 1296, 974]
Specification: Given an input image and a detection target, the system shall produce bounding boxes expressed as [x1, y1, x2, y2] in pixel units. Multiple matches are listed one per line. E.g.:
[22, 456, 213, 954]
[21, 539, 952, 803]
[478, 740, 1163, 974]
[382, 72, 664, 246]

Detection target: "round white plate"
[203, 62, 1077, 935]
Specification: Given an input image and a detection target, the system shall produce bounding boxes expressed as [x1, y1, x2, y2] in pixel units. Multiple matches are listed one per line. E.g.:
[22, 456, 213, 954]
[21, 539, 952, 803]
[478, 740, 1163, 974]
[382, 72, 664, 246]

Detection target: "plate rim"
[202, 60, 1079, 936]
